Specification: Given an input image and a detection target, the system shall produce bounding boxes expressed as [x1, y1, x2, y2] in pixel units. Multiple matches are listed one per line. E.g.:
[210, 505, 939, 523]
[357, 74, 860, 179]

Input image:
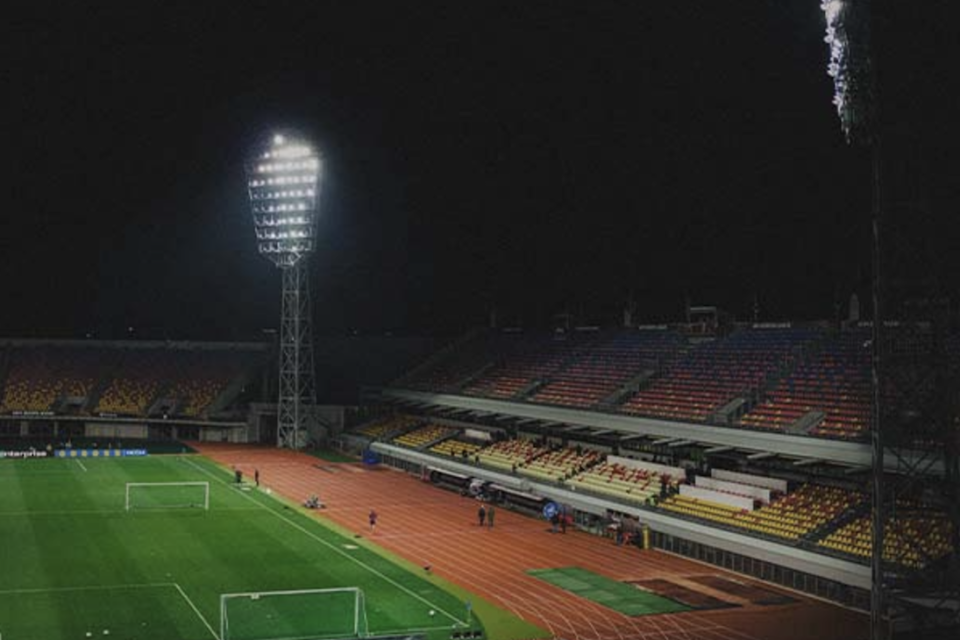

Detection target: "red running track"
[191, 444, 868, 640]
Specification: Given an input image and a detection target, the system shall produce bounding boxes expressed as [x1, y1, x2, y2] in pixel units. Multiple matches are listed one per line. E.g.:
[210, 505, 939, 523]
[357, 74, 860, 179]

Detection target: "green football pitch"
[0, 455, 542, 640]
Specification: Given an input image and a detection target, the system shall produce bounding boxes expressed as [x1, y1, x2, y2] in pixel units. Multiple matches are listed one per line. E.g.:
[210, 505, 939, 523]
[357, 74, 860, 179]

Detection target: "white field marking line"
[173, 582, 219, 640]
[212, 626, 463, 640]
[222, 587, 360, 598]
[366, 624, 459, 635]
[0, 582, 174, 596]
[0, 507, 262, 517]
[0, 457, 159, 475]
[221, 460, 306, 467]
[182, 457, 468, 627]
[0, 509, 132, 517]
[75, 459, 88, 472]
[0, 582, 221, 640]
[0, 469, 77, 475]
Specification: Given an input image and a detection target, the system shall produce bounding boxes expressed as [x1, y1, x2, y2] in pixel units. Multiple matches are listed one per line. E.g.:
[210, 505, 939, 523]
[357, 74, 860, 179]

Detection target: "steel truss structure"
[277, 260, 318, 448]
[875, 238, 960, 638]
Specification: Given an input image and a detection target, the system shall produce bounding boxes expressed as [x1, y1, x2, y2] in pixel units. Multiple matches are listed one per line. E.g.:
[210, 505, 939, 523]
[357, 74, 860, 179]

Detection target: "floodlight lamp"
[820, 0, 876, 145]
[246, 132, 322, 268]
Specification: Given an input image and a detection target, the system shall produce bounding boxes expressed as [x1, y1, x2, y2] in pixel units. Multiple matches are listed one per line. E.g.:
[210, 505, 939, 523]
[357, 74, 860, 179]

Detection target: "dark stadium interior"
[4, 2, 959, 640]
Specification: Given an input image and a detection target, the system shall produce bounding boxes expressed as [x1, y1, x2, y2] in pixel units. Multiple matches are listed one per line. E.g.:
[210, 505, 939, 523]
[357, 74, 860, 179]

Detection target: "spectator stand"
[529, 328, 685, 410]
[567, 455, 685, 506]
[352, 414, 423, 442]
[817, 500, 955, 569]
[1, 345, 116, 415]
[657, 481, 866, 544]
[430, 437, 484, 459]
[740, 328, 871, 440]
[391, 423, 457, 450]
[517, 446, 603, 484]
[618, 325, 821, 426]
[396, 330, 518, 393]
[474, 437, 553, 473]
[463, 329, 601, 401]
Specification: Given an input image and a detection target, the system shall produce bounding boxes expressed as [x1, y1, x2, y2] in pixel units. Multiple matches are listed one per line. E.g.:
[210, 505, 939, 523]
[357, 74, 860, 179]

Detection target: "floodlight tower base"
[277, 259, 318, 449]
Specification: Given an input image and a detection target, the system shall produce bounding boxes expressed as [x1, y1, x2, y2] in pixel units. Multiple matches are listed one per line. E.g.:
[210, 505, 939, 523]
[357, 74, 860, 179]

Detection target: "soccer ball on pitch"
[429, 610, 435, 617]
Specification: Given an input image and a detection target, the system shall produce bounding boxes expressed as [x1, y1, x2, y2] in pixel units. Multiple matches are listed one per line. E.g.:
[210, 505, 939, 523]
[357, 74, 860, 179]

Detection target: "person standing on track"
[369, 509, 378, 533]
[487, 504, 495, 528]
[254, 468, 260, 487]
[478, 504, 486, 527]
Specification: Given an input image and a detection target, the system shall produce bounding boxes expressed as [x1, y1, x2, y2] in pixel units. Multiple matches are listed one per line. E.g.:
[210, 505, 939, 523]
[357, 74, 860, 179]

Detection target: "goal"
[220, 587, 367, 640]
[125, 481, 210, 511]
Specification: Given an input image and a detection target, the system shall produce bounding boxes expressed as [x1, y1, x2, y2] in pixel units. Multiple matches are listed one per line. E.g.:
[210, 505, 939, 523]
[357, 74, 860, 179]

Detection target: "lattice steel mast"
[820, 0, 886, 634]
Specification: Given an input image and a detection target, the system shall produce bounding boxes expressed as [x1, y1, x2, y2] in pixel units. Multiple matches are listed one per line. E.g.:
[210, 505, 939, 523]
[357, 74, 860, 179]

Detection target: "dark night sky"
[4, 1, 958, 340]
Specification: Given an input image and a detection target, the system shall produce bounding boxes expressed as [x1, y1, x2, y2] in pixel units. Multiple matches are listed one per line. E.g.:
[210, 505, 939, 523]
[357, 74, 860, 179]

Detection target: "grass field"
[0, 455, 511, 640]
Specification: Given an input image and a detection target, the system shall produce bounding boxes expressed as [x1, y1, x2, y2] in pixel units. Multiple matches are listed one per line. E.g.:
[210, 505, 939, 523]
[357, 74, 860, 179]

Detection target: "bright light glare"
[272, 145, 313, 159]
[820, 0, 874, 145]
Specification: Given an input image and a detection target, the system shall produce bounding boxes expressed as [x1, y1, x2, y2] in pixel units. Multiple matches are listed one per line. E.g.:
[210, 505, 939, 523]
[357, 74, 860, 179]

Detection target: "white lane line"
[75, 459, 88, 472]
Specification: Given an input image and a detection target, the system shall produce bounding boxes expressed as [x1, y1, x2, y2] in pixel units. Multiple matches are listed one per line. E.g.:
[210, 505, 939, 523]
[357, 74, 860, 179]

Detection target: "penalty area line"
[173, 582, 220, 640]
[0, 582, 220, 640]
[75, 459, 88, 472]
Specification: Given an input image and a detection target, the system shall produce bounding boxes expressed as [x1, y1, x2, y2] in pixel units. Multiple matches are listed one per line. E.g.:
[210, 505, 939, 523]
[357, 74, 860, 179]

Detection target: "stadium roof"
[382, 388, 942, 474]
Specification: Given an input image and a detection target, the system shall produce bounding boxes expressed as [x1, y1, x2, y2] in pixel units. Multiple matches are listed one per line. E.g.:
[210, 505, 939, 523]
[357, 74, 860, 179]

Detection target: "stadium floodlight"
[247, 134, 322, 269]
[246, 133, 322, 449]
[820, 0, 876, 146]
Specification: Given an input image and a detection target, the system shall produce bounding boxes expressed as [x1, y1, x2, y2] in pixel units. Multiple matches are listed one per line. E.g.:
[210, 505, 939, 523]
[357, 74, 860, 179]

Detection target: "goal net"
[125, 481, 210, 511]
[220, 587, 367, 640]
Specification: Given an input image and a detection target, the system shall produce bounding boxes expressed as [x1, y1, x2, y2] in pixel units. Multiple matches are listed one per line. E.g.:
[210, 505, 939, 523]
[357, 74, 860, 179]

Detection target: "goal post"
[220, 587, 367, 640]
[125, 481, 210, 511]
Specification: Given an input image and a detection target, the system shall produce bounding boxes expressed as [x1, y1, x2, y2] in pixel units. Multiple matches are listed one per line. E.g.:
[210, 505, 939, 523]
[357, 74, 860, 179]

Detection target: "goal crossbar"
[125, 481, 210, 511]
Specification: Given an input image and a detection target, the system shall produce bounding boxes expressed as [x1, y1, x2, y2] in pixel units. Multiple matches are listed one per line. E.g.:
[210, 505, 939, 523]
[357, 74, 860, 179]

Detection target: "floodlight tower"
[822, 3, 959, 638]
[245, 133, 322, 448]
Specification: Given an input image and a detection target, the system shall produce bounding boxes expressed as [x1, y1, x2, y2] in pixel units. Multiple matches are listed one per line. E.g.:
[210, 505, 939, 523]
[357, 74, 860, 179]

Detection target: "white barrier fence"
[712, 469, 787, 493]
[695, 476, 771, 504]
[680, 484, 755, 511]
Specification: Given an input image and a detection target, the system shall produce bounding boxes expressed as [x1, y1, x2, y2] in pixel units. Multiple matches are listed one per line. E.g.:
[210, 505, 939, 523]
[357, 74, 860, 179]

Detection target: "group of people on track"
[477, 503, 496, 527]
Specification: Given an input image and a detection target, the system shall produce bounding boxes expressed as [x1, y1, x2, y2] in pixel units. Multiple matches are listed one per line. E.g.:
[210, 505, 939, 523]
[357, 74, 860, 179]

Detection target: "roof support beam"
[704, 445, 734, 454]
